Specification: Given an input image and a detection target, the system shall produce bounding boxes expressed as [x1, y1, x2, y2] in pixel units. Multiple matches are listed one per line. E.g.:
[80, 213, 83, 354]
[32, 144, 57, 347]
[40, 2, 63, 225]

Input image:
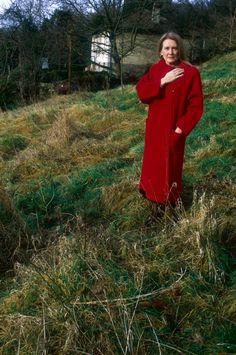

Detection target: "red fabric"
[136, 59, 203, 204]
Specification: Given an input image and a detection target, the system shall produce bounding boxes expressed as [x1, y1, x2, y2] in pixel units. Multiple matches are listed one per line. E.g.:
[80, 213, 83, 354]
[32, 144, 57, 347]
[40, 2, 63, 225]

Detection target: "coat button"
[172, 90, 175, 93]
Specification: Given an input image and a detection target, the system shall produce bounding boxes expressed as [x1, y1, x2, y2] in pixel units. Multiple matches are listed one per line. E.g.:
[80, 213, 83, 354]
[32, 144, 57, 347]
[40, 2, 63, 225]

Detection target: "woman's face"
[160, 39, 179, 66]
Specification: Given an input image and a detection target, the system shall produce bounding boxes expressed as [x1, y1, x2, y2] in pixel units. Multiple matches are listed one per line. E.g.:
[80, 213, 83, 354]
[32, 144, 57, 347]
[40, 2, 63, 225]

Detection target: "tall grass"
[0, 52, 235, 353]
[0, 190, 235, 353]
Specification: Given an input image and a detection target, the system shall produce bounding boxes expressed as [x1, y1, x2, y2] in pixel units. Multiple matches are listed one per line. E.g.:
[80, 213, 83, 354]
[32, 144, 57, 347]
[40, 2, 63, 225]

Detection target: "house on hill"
[86, 32, 160, 79]
[86, 1, 168, 79]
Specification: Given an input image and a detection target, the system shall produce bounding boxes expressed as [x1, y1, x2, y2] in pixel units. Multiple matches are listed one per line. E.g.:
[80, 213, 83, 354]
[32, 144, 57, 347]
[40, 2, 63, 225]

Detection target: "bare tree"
[57, 0, 154, 83]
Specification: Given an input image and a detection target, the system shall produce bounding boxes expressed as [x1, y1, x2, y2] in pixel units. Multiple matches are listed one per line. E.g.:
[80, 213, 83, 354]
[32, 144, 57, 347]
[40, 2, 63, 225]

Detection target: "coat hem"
[139, 186, 181, 206]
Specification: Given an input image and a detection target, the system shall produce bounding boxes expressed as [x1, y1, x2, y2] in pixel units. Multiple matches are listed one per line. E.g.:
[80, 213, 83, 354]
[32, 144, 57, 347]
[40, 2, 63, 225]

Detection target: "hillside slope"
[0, 52, 235, 354]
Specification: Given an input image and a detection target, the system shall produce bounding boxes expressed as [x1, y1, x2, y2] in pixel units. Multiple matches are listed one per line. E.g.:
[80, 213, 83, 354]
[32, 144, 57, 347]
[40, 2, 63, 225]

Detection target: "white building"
[88, 32, 112, 72]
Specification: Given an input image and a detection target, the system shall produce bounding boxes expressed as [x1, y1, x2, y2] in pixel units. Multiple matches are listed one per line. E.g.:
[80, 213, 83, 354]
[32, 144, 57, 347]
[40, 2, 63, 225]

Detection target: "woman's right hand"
[161, 68, 184, 87]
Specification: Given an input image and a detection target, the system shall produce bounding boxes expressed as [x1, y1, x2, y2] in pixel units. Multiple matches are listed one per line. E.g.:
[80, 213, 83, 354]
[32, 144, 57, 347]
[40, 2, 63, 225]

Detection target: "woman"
[136, 32, 203, 207]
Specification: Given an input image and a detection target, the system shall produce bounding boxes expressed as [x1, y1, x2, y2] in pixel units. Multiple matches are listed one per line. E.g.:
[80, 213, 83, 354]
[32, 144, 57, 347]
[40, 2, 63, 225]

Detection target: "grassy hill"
[0, 52, 235, 354]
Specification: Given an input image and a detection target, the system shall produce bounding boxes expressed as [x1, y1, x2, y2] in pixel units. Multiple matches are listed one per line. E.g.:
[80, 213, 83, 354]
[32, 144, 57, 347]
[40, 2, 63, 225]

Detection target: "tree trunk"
[18, 50, 25, 104]
[111, 35, 123, 84]
[229, 8, 236, 47]
[67, 33, 72, 93]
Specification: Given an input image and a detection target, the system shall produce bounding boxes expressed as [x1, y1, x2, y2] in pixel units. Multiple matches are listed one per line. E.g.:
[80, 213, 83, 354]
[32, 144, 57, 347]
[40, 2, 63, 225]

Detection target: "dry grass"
[3, 100, 143, 185]
[0, 53, 235, 353]
[0, 189, 235, 353]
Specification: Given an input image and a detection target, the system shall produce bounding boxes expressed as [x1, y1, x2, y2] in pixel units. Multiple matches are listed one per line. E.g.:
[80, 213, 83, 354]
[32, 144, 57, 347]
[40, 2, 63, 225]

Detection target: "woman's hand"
[175, 127, 182, 134]
[160, 68, 184, 87]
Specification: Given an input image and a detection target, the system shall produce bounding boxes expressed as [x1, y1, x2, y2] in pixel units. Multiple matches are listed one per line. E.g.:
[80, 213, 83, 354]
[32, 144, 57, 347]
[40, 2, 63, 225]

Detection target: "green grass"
[0, 52, 235, 354]
[201, 51, 236, 80]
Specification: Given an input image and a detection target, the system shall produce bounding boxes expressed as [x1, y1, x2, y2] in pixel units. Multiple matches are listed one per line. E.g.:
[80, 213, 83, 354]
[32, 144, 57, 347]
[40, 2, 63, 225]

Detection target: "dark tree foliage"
[0, 1, 89, 108]
[0, 5, 43, 107]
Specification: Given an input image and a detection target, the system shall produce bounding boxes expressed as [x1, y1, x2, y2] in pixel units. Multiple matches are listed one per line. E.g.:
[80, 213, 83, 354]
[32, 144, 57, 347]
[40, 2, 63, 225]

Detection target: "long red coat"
[136, 59, 203, 204]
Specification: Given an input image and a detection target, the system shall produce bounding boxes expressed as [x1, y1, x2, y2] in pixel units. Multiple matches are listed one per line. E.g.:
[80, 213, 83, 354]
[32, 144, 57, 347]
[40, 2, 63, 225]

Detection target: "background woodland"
[0, 0, 235, 109]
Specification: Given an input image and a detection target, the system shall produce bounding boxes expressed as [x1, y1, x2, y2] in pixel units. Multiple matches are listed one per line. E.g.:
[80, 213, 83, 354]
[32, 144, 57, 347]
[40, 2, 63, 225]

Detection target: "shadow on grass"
[181, 182, 194, 210]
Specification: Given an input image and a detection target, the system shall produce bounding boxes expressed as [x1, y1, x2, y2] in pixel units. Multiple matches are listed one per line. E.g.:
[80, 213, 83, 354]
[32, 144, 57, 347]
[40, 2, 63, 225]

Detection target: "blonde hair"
[158, 32, 186, 61]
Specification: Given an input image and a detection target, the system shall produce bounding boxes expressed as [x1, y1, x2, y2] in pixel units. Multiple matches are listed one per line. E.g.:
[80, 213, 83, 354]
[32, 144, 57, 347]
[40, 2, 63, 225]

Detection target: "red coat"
[136, 59, 203, 204]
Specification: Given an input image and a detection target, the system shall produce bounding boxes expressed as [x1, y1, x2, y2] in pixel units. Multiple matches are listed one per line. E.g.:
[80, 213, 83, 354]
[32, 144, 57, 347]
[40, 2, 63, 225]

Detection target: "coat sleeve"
[136, 65, 162, 104]
[176, 68, 203, 136]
